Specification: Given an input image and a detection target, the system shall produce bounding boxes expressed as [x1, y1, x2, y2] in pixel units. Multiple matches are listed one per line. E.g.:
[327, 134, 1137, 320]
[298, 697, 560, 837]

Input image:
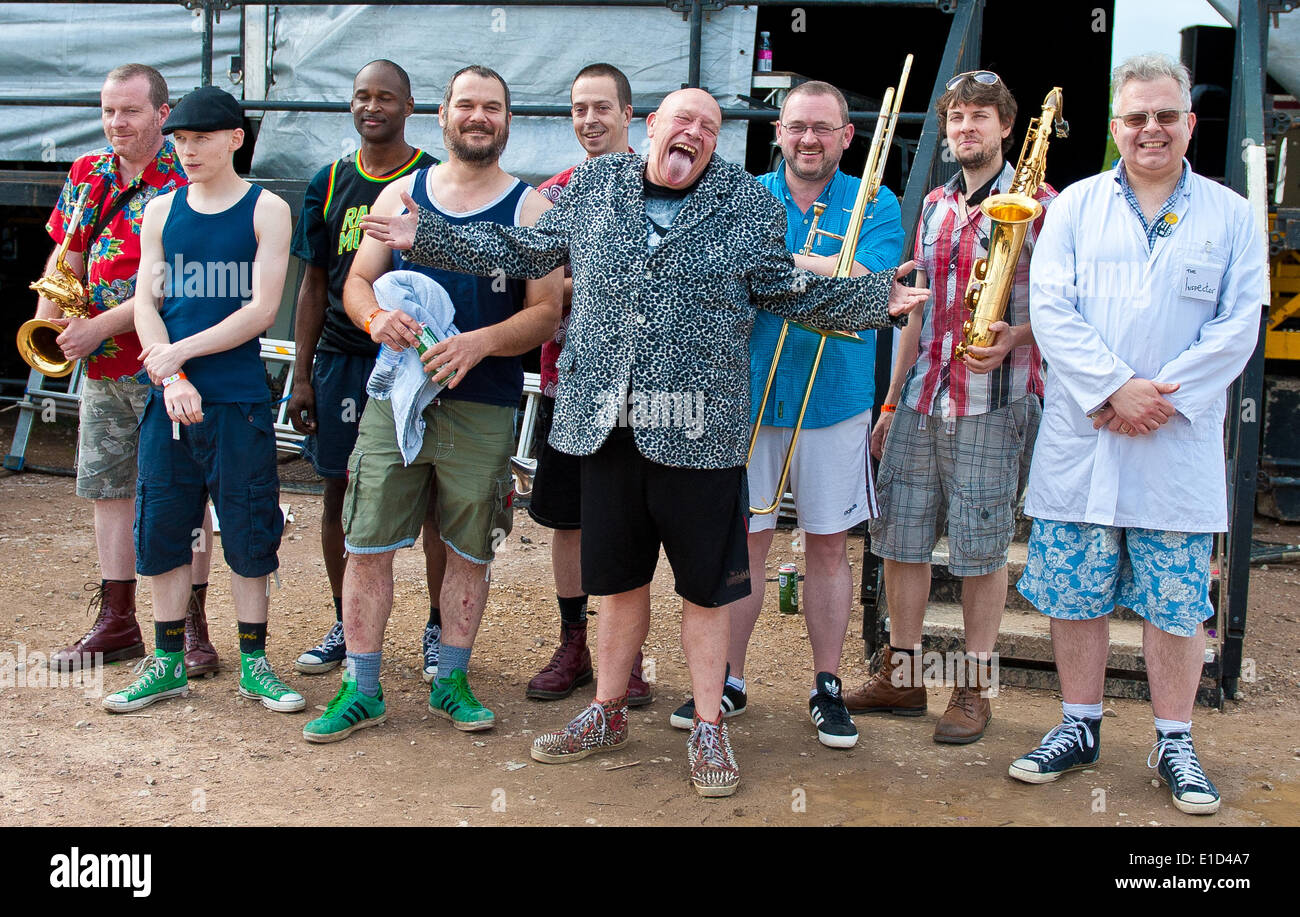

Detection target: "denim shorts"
[135, 393, 283, 578]
[300, 349, 376, 479]
[1016, 518, 1214, 637]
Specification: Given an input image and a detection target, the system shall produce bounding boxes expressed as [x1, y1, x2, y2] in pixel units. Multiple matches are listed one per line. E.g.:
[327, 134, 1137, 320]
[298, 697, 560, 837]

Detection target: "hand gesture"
[960, 321, 1015, 375]
[1102, 378, 1181, 435]
[887, 260, 929, 318]
[163, 378, 204, 426]
[287, 380, 317, 434]
[55, 316, 106, 362]
[360, 191, 419, 251]
[139, 341, 186, 385]
[421, 329, 488, 389]
[369, 308, 423, 351]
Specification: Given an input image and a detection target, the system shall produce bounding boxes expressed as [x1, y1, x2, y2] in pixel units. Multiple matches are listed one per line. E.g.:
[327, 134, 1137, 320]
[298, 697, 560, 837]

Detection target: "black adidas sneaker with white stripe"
[810, 672, 859, 749]
[670, 663, 747, 729]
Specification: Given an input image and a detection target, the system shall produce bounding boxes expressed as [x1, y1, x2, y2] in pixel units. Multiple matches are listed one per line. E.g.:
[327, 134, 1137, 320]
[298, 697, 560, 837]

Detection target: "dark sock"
[238, 621, 268, 655]
[332, 595, 343, 623]
[156, 620, 185, 654]
[428, 605, 441, 629]
[558, 594, 588, 626]
[889, 645, 915, 657]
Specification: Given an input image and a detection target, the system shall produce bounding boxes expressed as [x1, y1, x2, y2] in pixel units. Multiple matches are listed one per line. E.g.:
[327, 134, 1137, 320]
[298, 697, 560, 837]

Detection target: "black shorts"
[527, 396, 581, 530]
[580, 431, 751, 608]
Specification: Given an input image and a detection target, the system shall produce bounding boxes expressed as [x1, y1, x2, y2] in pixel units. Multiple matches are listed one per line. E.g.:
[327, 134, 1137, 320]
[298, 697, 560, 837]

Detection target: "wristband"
[880, 403, 897, 413]
[162, 372, 186, 388]
[364, 308, 382, 334]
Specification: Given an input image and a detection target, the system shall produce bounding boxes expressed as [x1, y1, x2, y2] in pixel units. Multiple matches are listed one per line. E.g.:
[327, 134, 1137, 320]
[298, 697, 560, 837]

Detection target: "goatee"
[445, 124, 509, 164]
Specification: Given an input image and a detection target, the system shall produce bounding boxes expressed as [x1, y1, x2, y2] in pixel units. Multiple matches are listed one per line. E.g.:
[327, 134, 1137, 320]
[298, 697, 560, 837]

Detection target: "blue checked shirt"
[1116, 159, 1189, 251]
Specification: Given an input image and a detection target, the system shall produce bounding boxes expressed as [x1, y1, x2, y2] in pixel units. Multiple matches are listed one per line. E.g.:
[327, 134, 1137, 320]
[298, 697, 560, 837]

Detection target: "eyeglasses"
[780, 122, 849, 138]
[1117, 109, 1187, 128]
[945, 70, 1001, 91]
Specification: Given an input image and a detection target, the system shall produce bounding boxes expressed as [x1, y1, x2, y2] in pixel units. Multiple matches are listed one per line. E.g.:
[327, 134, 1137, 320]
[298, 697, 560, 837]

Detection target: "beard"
[955, 140, 999, 171]
[784, 147, 839, 183]
[444, 121, 509, 164]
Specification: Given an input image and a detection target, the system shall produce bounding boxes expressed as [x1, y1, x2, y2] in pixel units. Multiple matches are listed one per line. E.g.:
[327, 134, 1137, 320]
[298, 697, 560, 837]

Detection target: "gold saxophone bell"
[747, 54, 913, 515]
[955, 87, 1067, 361]
[19, 186, 92, 378]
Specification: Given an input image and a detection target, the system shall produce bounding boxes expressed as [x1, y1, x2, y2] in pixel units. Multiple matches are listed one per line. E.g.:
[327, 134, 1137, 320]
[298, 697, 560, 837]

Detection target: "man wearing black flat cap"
[104, 85, 303, 716]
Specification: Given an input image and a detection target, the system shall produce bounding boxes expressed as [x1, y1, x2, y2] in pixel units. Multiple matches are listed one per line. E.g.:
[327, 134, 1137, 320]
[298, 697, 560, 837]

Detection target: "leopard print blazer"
[409, 152, 903, 470]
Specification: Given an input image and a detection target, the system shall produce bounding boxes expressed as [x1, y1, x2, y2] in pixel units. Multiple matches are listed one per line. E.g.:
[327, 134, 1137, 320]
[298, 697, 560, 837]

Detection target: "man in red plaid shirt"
[845, 71, 1055, 744]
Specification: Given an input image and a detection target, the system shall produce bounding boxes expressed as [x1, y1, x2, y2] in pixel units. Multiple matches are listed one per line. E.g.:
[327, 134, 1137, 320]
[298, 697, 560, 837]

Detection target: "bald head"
[645, 88, 721, 189]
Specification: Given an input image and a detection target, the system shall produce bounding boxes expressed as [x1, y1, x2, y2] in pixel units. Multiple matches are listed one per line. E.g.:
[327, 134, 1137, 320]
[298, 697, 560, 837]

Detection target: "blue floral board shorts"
[1016, 519, 1215, 637]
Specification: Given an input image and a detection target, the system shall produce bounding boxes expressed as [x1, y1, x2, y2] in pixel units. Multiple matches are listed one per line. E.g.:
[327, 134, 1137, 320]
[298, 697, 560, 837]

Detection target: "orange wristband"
[161, 371, 187, 388]
[364, 308, 382, 334]
[880, 403, 897, 413]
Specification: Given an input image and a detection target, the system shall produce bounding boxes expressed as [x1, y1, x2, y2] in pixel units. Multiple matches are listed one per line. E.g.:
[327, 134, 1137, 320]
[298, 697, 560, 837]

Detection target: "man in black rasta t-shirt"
[287, 60, 445, 679]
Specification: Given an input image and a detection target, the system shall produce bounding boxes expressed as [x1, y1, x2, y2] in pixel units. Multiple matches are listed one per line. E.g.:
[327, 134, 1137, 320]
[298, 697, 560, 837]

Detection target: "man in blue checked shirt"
[669, 81, 904, 750]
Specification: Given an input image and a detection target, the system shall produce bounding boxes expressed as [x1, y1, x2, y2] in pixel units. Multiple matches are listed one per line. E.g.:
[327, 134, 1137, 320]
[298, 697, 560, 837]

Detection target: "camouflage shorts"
[76, 377, 150, 500]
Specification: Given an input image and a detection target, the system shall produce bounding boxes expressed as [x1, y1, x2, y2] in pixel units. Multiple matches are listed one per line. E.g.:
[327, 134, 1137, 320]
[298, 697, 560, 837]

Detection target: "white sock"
[1063, 701, 1103, 720]
[1154, 717, 1192, 736]
[726, 674, 745, 693]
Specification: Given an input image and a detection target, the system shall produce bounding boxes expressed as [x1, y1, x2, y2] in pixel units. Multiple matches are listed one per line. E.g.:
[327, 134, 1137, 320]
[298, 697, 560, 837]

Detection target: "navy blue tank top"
[160, 184, 268, 403]
[395, 169, 528, 407]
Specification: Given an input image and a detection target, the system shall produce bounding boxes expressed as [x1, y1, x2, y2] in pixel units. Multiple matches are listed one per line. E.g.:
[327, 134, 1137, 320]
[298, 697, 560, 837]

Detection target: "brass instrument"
[19, 186, 92, 378]
[748, 54, 913, 515]
[954, 87, 1067, 360]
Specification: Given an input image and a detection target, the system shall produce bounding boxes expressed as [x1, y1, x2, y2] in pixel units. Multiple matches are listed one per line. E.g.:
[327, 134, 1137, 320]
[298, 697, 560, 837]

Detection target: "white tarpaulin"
[251, 4, 758, 184]
[0, 3, 241, 163]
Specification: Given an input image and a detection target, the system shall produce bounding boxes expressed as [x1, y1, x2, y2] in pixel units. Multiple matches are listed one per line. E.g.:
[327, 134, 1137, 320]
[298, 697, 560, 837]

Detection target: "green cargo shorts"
[343, 396, 515, 564]
[76, 377, 151, 500]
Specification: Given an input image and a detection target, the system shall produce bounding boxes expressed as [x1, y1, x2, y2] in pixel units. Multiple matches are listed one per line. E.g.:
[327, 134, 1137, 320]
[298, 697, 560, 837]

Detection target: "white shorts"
[747, 408, 877, 535]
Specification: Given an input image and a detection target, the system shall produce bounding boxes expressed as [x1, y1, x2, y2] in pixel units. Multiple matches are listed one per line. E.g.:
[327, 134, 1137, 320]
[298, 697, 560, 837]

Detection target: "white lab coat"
[1026, 165, 1268, 532]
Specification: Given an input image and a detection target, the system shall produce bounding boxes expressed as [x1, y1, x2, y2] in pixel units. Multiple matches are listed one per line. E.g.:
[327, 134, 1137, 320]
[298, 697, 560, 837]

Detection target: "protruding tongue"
[666, 148, 694, 184]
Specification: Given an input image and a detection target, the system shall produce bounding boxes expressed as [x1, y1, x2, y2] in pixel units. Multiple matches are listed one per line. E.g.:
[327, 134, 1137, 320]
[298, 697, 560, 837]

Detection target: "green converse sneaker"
[428, 669, 495, 732]
[102, 650, 188, 713]
[238, 651, 306, 713]
[302, 673, 386, 743]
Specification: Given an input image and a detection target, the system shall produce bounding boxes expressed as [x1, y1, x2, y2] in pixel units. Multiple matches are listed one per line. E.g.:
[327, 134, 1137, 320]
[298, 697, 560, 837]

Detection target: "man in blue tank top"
[301, 66, 562, 743]
[105, 86, 304, 716]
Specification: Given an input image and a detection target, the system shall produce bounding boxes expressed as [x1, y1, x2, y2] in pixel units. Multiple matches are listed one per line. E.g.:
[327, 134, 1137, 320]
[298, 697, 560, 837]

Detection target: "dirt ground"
[1, 413, 1298, 827]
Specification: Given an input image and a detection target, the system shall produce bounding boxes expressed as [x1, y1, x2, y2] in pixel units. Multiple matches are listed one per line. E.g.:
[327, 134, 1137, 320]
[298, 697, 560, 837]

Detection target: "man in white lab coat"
[1008, 53, 1267, 816]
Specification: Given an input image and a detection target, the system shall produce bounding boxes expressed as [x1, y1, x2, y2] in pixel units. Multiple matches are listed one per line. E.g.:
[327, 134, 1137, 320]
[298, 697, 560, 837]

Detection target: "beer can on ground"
[778, 563, 799, 614]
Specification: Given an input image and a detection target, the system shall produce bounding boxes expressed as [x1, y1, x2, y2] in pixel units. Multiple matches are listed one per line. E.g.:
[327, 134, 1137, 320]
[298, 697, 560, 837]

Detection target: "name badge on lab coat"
[1182, 262, 1220, 302]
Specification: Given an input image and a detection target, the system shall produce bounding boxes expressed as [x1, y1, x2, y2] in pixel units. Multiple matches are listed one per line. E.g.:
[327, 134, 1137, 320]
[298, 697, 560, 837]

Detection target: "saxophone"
[19, 185, 92, 378]
[954, 87, 1067, 360]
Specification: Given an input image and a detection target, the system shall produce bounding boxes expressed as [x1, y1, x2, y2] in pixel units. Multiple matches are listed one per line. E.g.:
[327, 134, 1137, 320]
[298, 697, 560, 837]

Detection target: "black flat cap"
[162, 86, 243, 134]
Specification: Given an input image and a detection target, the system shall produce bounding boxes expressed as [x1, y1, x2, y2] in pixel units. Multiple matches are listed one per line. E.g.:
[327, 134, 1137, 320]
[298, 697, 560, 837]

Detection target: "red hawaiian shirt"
[45, 141, 187, 381]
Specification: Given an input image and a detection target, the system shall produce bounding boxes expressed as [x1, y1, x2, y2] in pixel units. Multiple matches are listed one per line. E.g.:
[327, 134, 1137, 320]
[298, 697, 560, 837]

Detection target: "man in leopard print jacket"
[363, 87, 928, 798]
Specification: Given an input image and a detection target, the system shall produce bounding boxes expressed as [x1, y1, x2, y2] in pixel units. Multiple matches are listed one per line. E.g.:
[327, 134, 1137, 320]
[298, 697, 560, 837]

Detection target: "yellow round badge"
[1163, 213, 1178, 225]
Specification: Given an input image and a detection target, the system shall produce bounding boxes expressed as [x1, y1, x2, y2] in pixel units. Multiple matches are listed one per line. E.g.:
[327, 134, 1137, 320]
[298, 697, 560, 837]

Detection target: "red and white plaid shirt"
[902, 161, 1055, 418]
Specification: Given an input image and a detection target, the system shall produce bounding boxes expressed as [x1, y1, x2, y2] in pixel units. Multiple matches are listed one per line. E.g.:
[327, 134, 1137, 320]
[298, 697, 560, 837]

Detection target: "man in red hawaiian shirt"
[38, 64, 214, 675]
[523, 63, 653, 706]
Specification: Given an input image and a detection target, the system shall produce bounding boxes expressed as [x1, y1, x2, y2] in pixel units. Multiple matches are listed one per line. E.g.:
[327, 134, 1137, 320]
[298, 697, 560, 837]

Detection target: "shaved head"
[645, 88, 722, 189]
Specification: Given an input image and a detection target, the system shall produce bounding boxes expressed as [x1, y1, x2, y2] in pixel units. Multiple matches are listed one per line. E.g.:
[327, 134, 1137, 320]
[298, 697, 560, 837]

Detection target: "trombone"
[748, 54, 912, 514]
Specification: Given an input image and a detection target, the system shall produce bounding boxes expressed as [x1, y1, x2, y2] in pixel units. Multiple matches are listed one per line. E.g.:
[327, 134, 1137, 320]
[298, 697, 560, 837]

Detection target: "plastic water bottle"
[757, 31, 773, 73]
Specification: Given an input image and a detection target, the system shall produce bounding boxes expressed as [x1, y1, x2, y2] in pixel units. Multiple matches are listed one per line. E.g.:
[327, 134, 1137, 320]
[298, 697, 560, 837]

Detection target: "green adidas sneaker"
[428, 669, 495, 731]
[238, 651, 306, 713]
[102, 650, 188, 713]
[302, 673, 386, 743]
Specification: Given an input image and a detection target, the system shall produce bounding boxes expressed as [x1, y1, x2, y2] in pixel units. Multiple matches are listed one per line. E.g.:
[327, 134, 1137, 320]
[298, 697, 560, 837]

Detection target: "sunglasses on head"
[1117, 109, 1186, 128]
[946, 70, 1001, 91]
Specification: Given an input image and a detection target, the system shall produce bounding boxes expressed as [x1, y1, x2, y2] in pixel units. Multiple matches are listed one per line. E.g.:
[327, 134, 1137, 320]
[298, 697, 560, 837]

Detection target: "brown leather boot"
[627, 650, 655, 707]
[843, 648, 927, 716]
[49, 581, 145, 671]
[184, 584, 220, 677]
[933, 683, 992, 744]
[526, 621, 593, 700]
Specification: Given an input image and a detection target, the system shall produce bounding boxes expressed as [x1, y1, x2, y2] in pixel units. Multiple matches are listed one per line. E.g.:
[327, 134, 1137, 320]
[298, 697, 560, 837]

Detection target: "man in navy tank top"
[286, 61, 447, 685]
[301, 66, 562, 743]
[104, 86, 305, 716]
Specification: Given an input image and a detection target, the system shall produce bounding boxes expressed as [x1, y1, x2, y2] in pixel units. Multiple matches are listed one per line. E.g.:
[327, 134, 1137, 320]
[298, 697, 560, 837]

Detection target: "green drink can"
[778, 563, 799, 614]
[415, 325, 455, 382]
